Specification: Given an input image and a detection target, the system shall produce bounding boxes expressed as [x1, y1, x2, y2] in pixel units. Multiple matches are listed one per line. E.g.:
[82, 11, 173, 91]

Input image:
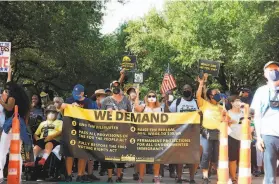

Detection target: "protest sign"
[62, 106, 201, 164]
[121, 54, 136, 71]
[199, 59, 220, 77]
[134, 73, 143, 83]
[0, 42, 11, 72]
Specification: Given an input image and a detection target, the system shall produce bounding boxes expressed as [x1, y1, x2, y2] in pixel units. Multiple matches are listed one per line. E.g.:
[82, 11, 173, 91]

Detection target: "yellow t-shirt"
[199, 99, 223, 130]
[35, 120, 63, 141]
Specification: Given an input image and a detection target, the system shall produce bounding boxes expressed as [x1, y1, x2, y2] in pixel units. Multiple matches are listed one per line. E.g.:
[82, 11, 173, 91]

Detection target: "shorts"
[102, 162, 125, 169]
[36, 139, 60, 150]
[228, 136, 240, 161]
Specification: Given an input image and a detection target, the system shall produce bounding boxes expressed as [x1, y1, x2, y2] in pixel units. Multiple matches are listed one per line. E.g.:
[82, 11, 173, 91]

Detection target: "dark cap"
[264, 61, 279, 70]
[105, 88, 111, 93]
[242, 88, 250, 93]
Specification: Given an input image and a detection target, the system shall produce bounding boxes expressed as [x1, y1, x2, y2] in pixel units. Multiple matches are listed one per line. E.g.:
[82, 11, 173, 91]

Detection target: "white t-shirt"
[169, 98, 198, 113]
[0, 104, 5, 128]
[144, 106, 163, 113]
[228, 110, 243, 140]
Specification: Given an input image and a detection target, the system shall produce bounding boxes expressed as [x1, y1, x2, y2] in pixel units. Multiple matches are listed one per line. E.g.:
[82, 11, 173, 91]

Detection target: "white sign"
[0, 42, 11, 72]
[134, 73, 143, 83]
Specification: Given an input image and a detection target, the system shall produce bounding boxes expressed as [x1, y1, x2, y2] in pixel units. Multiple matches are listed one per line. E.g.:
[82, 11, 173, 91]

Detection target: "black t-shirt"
[65, 97, 96, 110]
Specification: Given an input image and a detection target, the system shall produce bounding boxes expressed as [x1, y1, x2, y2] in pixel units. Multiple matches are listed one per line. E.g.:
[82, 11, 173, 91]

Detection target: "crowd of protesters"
[0, 61, 278, 184]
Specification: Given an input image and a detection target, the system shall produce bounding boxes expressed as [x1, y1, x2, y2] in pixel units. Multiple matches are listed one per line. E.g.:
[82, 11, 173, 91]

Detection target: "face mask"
[183, 90, 192, 98]
[268, 70, 279, 81]
[168, 95, 174, 102]
[232, 101, 241, 108]
[47, 112, 56, 121]
[73, 94, 82, 101]
[130, 92, 137, 99]
[213, 94, 221, 102]
[112, 86, 120, 94]
[148, 97, 157, 103]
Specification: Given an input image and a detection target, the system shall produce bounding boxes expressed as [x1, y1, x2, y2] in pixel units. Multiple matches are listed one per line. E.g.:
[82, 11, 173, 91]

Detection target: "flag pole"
[167, 63, 170, 74]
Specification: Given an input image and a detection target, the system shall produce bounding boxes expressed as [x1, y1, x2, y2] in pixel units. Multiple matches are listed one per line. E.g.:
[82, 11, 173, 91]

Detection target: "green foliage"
[0, 1, 126, 96]
[125, 1, 279, 94]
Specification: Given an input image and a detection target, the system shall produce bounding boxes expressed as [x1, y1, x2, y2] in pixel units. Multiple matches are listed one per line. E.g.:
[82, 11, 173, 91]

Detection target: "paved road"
[2, 167, 271, 184]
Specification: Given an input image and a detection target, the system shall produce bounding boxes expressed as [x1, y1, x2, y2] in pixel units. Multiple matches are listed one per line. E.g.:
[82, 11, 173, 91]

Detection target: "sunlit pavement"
[2, 167, 271, 184]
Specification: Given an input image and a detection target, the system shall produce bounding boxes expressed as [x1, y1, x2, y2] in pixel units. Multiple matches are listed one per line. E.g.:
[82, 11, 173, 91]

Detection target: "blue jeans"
[200, 135, 219, 169]
[262, 135, 279, 184]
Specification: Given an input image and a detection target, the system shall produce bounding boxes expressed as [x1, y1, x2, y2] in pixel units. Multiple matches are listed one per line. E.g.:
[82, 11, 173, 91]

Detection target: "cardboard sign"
[0, 42, 11, 72]
[134, 73, 143, 83]
[122, 54, 136, 71]
[199, 60, 220, 77]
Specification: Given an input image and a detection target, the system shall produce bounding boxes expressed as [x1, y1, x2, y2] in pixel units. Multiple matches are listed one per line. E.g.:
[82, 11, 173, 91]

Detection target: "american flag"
[160, 73, 177, 94]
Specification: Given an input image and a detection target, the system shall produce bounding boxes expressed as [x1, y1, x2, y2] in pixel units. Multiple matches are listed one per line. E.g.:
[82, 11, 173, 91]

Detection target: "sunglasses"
[148, 95, 156, 98]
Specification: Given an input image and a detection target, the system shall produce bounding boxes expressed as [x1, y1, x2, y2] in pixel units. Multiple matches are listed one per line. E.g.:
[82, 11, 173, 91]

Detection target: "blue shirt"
[251, 84, 279, 137]
[65, 97, 97, 110]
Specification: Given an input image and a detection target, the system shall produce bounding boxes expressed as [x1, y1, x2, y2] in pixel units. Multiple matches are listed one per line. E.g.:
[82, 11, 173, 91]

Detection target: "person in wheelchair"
[25, 105, 62, 167]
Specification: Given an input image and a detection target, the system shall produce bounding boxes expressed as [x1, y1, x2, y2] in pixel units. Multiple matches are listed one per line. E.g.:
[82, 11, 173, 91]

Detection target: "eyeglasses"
[148, 95, 156, 98]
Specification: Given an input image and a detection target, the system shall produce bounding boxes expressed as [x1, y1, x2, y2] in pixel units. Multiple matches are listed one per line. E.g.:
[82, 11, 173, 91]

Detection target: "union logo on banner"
[0, 42, 11, 73]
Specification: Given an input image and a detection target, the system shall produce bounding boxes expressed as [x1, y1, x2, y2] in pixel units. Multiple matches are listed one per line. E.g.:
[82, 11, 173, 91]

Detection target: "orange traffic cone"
[7, 105, 21, 184]
[238, 104, 252, 184]
[217, 113, 229, 184]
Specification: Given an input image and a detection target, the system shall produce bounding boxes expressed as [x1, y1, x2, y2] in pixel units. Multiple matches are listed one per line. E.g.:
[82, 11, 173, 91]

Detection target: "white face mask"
[130, 92, 137, 99]
[168, 95, 174, 102]
[232, 101, 241, 109]
[148, 97, 157, 103]
[47, 112, 56, 121]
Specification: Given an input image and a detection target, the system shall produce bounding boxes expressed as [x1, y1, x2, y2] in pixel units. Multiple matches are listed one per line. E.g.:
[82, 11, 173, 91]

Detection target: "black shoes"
[107, 177, 113, 183]
[65, 175, 72, 182]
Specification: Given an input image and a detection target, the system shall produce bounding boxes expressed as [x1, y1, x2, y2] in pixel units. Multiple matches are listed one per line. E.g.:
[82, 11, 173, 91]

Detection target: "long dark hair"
[5, 82, 30, 118]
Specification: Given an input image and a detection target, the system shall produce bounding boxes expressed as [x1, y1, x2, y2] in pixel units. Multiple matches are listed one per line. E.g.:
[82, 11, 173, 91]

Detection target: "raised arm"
[134, 88, 145, 112]
[7, 65, 12, 82]
[196, 75, 205, 108]
[119, 69, 125, 84]
[202, 73, 208, 101]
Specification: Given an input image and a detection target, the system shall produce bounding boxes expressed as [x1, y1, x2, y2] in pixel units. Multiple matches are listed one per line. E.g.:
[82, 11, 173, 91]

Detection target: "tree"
[0, 1, 126, 96]
[125, 1, 279, 94]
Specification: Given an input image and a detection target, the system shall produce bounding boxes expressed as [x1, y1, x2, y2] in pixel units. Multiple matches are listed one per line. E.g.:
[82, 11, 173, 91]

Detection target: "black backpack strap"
[175, 98, 182, 112]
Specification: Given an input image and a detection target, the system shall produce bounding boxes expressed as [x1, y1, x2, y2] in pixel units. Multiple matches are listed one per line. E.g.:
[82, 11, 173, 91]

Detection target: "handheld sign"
[122, 54, 136, 71]
[199, 59, 220, 77]
[134, 73, 143, 84]
[0, 42, 11, 72]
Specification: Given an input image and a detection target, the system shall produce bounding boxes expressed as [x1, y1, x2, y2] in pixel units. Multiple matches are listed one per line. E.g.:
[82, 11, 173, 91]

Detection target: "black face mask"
[112, 86, 120, 94]
[183, 90, 192, 98]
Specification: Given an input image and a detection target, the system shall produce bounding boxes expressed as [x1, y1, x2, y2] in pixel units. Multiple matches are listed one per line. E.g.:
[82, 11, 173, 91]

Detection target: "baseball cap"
[95, 89, 106, 95]
[241, 88, 250, 93]
[105, 88, 111, 93]
[72, 84, 84, 96]
[264, 61, 279, 70]
[112, 80, 120, 85]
